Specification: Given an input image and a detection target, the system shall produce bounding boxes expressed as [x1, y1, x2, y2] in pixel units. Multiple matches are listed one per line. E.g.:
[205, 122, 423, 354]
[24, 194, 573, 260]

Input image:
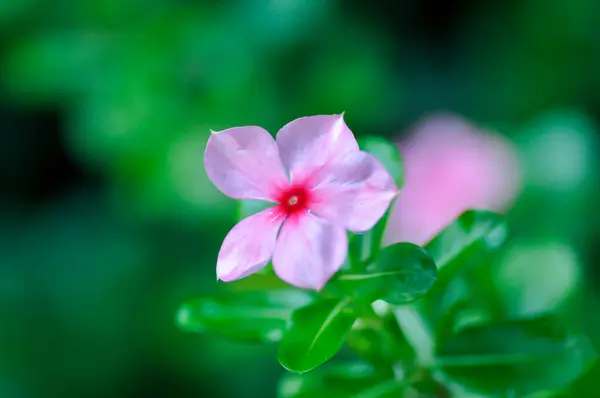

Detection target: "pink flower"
[205, 115, 398, 290]
[383, 114, 522, 247]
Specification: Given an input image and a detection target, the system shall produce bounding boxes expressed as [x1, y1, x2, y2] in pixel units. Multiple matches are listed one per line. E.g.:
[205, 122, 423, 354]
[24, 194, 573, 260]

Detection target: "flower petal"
[382, 114, 521, 246]
[276, 114, 359, 182]
[272, 213, 348, 290]
[217, 207, 285, 282]
[309, 151, 398, 232]
[205, 126, 289, 201]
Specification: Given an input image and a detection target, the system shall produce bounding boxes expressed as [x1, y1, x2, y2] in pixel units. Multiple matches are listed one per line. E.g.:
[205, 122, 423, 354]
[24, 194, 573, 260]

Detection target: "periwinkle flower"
[383, 114, 522, 246]
[205, 115, 398, 290]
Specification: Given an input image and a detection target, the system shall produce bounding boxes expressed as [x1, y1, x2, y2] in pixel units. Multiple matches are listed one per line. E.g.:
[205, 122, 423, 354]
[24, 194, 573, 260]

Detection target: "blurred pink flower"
[383, 114, 521, 246]
[205, 115, 397, 290]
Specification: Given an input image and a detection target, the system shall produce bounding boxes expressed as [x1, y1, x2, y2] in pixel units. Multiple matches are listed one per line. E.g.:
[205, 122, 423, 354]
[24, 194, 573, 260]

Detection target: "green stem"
[393, 305, 434, 365]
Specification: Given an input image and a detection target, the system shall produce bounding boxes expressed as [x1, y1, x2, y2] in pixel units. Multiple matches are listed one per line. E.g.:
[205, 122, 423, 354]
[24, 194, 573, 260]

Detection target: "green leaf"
[358, 136, 403, 186]
[175, 289, 314, 343]
[425, 210, 508, 280]
[417, 210, 509, 335]
[435, 317, 596, 394]
[340, 243, 437, 305]
[237, 199, 276, 220]
[278, 297, 358, 373]
[394, 305, 435, 364]
[277, 361, 392, 398]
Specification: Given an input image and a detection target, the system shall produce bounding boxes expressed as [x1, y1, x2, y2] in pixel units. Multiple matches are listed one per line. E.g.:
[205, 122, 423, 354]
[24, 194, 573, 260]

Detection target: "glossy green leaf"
[340, 243, 437, 305]
[175, 289, 314, 343]
[394, 305, 435, 364]
[278, 298, 358, 373]
[417, 210, 509, 334]
[277, 361, 392, 398]
[237, 199, 276, 221]
[435, 317, 596, 394]
[425, 210, 508, 280]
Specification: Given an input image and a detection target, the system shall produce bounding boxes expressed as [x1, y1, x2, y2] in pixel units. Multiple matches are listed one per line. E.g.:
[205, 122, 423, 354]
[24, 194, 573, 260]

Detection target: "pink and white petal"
[217, 207, 285, 282]
[310, 151, 398, 233]
[205, 126, 289, 201]
[272, 213, 348, 290]
[276, 114, 359, 182]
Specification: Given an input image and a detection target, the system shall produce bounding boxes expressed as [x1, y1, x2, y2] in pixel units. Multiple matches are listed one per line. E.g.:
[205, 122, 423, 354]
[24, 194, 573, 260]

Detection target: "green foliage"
[340, 243, 437, 305]
[278, 298, 358, 373]
[277, 361, 395, 398]
[425, 209, 508, 277]
[176, 289, 314, 343]
[436, 317, 596, 394]
[419, 210, 510, 333]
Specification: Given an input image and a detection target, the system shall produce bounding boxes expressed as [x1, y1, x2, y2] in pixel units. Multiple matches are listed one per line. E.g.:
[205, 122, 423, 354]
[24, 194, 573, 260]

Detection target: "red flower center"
[278, 185, 311, 217]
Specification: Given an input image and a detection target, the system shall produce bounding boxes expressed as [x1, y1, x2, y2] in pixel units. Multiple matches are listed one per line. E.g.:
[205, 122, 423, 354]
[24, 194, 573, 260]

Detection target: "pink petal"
[309, 151, 398, 233]
[382, 114, 521, 246]
[205, 126, 289, 201]
[276, 114, 359, 182]
[217, 207, 285, 282]
[272, 213, 348, 290]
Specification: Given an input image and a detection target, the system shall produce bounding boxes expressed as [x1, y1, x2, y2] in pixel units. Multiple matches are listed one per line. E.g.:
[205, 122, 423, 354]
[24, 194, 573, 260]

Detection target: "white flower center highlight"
[287, 196, 299, 205]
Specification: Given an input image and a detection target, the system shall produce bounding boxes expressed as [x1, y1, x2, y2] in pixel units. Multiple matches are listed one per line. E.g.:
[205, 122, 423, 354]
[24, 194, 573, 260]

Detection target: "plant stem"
[393, 305, 435, 365]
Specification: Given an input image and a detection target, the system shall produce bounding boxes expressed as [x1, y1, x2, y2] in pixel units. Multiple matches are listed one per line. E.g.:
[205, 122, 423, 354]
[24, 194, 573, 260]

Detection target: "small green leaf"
[358, 136, 403, 186]
[417, 210, 509, 334]
[278, 298, 358, 373]
[394, 305, 435, 364]
[175, 289, 314, 343]
[277, 361, 392, 398]
[425, 210, 507, 279]
[340, 243, 437, 305]
[237, 199, 276, 220]
[435, 317, 597, 394]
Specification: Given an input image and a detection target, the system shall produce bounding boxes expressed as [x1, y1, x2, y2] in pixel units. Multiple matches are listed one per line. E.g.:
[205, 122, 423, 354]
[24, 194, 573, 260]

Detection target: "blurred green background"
[1, 0, 600, 397]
